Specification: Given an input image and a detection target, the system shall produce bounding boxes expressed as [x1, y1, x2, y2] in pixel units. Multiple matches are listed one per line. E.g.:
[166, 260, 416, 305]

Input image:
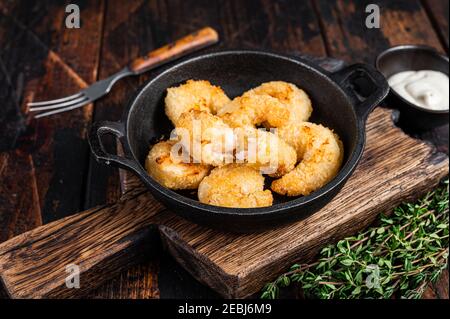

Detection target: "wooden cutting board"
[0, 106, 447, 299]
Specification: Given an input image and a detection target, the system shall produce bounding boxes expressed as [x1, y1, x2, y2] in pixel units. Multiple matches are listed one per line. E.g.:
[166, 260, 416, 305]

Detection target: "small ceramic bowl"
[376, 45, 449, 130]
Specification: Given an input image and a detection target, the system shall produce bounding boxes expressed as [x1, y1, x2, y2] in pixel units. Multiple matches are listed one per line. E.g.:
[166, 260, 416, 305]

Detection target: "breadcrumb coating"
[150, 79, 342, 207]
[252, 81, 312, 125]
[174, 110, 235, 166]
[165, 80, 231, 126]
[271, 122, 344, 196]
[145, 140, 211, 190]
[217, 81, 312, 128]
[198, 164, 273, 208]
[234, 127, 297, 177]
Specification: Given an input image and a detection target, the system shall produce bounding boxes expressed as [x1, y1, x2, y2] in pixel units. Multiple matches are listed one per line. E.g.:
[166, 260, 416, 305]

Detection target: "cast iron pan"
[89, 50, 389, 232]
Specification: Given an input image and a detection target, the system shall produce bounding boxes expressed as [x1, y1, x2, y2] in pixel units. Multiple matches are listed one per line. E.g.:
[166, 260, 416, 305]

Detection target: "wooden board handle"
[0, 190, 165, 298]
[129, 27, 219, 74]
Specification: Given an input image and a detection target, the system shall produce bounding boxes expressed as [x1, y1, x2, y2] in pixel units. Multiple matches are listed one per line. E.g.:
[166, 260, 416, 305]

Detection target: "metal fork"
[29, 27, 219, 119]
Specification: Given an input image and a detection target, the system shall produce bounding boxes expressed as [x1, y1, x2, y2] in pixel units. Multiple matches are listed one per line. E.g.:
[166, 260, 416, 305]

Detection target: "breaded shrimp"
[165, 80, 231, 126]
[198, 164, 273, 208]
[234, 127, 297, 177]
[145, 140, 211, 190]
[217, 81, 312, 128]
[252, 81, 312, 125]
[174, 110, 235, 166]
[271, 123, 344, 196]
[217, 93, 290, 128]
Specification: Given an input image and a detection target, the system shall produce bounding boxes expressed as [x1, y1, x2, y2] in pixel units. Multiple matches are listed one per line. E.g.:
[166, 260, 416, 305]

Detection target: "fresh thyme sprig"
[261, 179, 449, 299]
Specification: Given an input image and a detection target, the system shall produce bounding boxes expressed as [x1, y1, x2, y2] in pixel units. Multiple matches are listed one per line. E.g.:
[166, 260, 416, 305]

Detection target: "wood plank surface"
[423, 0, 449, 52]
[31, 0, 104, 223]
[0, 0, 108, 298]
[0, 195, 163, 298]
[0, 0, 105, 226]
[313, 0, 449, 298]
[313, 0, 448, 154]
[120, 0, 449, 298]
[88, 0, 329, 298]
[0, 2, 52, 245]
[158, 108, 448, 298]
[315, 0, 444, 63]
[0, 107, 447, 298]
[0, 0, 448, 299]
[0, 0, 104, 270]
[83, 0, 448, 300]
[85, 0, 163, 298]
[0, 152, 42, 243]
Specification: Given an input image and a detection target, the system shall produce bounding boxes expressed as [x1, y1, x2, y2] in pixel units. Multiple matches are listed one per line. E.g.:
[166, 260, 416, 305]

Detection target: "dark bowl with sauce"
[376, 45, 449, 130]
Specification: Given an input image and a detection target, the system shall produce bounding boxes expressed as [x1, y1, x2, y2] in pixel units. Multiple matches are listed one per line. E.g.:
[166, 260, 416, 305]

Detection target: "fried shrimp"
[271, 123, 344, 196]
[252, 81, 312, 125]
[149, 79, 346, 207]
[198, 164, 273, 208]
[174, 110, 296, 175]
[165, 80, 231, 126]
[235, 127, 297, 177]
[217, 81, 312, 128]
[174, 110, 235, 166]
[217, 93, 290, 128]
[145, 140, 211, 190]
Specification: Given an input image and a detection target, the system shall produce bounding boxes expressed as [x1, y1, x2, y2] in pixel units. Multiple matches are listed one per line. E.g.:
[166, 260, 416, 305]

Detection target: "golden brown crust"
[198, 164, 273, 208]
[218, 93, 290, 128]
[251, 81, 312, 125]
[234, 127, 297, 177]
[153, 79, 340, 206]
[217, 81, 312, 128]
[174, 110, 235, 166]
[145, 140, 211, 190]
[165, 80, 231, 126]
[271, 122, 343, 196]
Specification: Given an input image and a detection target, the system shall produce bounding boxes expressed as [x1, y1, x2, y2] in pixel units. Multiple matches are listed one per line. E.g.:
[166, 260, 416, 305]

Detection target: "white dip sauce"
[388, 70, 449, 110]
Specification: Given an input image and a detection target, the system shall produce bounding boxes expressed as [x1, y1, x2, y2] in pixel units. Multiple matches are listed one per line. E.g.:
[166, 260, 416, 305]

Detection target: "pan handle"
[331, 63, 389, 121]
[88, 121, 142, 174]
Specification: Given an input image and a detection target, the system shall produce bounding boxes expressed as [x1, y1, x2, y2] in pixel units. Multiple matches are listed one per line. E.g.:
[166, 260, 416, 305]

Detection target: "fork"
[28, 27, 219, 119]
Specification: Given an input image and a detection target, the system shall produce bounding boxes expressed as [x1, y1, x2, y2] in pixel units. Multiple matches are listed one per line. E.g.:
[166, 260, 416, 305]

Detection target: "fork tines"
[28, 92, 91, 118]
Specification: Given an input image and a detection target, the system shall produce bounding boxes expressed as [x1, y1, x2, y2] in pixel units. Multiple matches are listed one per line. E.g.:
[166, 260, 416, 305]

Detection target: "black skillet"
[89, 50, 389, 232]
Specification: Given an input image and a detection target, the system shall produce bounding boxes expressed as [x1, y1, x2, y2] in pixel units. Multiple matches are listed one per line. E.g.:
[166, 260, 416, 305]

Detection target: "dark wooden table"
[0, 0, 448, 299]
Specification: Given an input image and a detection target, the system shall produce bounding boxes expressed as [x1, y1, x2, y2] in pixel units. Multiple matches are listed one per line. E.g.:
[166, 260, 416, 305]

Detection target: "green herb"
[261, 179, 449, 299]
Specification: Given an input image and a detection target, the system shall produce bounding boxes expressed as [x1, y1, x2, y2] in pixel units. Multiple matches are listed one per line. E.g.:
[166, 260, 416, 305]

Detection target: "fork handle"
[129, 27, 219, 74]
